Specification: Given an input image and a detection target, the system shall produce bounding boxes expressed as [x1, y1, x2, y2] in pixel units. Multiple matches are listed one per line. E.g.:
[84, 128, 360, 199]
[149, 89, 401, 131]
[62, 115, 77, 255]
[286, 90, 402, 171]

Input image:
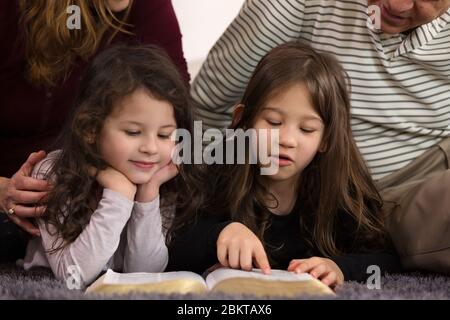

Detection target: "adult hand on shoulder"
[91, 166, 136, 201]
[217, 222, 272, 275]
[288, 257, 344, 288]
[0, 151, 49, 237]
[135, 161, 178, 203]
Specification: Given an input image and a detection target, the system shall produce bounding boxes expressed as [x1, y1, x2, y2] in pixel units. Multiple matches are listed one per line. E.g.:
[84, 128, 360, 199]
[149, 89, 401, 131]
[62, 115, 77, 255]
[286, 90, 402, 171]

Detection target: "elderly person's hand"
[0, 151, 49, 236]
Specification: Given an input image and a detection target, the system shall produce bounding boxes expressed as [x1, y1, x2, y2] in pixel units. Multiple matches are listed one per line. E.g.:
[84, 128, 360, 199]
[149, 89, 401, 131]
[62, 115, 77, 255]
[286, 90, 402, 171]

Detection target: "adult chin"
[378, 2, 413, 34]
[379, 21, 411, 34]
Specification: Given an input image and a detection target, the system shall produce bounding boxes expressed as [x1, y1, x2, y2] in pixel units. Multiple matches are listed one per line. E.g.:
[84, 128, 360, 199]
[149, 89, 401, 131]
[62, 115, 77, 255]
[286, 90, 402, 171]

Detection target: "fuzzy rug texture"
[1, 264, 449, 300]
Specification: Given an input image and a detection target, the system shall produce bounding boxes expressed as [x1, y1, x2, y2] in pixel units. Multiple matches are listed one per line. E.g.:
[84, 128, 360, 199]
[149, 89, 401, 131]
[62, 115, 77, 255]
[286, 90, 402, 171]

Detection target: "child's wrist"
[135, 185, 159, 203]
[110, 185, 137, 201]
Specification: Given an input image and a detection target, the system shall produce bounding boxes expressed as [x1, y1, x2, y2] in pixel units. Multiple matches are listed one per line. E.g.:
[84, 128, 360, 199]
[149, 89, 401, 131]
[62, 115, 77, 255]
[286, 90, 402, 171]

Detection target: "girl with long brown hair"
[0, 0, 189, 263]
[167, 42, 401, 288]
[22, 45, 202, 288]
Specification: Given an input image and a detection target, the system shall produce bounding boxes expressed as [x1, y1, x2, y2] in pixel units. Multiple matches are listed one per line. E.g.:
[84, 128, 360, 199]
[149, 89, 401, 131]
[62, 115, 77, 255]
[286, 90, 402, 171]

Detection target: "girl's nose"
[279, 126, 298, 148]
[139, 135, 158, 154]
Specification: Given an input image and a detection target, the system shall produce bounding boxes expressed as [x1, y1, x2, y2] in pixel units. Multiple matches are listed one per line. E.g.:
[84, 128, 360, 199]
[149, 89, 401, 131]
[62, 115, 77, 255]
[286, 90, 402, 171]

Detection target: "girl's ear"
[231, 104, 245, 128]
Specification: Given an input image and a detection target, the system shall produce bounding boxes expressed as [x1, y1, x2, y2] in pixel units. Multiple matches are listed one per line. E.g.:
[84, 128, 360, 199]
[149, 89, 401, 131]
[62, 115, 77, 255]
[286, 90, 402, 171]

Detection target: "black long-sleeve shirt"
[166, 205, 403, 283]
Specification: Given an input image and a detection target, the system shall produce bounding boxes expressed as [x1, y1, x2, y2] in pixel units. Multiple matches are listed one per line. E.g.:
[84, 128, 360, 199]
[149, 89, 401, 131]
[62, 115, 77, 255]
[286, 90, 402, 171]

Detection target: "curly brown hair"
[39, 45, 204, 252]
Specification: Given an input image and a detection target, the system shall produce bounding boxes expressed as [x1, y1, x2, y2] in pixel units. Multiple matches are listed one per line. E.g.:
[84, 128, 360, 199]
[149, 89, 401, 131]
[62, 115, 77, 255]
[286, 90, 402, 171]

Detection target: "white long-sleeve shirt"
[23, 151, 169, 287]
[191, 0, 450, 179]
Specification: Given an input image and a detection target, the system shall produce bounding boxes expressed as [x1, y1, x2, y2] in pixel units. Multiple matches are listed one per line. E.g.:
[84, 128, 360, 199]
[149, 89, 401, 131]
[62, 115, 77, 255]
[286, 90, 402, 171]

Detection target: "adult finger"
[14, 175, 50, 192]
[12, 205, 46, 218]
[11, 190, 48, 205]
[19, 151, 46, 176]
[8, 214, 41, 237]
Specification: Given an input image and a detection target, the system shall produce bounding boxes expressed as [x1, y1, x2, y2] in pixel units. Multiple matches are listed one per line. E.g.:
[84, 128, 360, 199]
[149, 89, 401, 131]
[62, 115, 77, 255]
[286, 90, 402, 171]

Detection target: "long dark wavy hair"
[172, 41, 389, 257]
[38, 45, 204, 252]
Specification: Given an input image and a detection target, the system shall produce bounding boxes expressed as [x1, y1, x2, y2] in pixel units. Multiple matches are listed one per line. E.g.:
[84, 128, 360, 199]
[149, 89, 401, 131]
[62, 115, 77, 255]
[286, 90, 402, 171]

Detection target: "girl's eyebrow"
[263, 107, 322, 122]
[121, 120, 143, 125]
[160, 124, 177, 129]
[302, 115, 323, 122]
[263, 107, 284, 115]
[121, 121, 177, 128]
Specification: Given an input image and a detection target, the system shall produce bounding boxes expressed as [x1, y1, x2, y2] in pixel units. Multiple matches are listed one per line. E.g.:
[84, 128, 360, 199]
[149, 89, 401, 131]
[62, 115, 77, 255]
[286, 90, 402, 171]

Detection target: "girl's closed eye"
[124, 129, 141, 136]
[266, 118, 282, 126]
[300, 127, 316, 133]
[158, 132, 172, 139]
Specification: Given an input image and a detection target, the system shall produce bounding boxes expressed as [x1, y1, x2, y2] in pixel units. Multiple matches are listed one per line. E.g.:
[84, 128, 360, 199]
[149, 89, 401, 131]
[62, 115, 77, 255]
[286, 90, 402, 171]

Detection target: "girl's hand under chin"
[135, 161, 178, 203]
[90, 166, 136, 201]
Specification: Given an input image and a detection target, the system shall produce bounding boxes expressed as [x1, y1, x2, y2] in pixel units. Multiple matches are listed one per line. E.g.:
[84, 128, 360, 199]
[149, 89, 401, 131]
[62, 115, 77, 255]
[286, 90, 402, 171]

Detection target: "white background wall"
[172, 0, 245, 79]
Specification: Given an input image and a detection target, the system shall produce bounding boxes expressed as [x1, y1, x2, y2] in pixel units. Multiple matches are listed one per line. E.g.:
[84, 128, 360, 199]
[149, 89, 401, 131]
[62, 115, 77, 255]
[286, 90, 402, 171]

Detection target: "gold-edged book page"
[206, 268, 335, 297]
[87, 279, 207, 295]
[211, 278, 334, 297]
[85, 269, 207, 295]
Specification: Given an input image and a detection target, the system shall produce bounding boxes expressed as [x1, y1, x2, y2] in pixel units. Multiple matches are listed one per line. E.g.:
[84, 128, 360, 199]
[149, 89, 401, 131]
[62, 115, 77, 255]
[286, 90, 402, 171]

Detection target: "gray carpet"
[1, 263, 449, 300]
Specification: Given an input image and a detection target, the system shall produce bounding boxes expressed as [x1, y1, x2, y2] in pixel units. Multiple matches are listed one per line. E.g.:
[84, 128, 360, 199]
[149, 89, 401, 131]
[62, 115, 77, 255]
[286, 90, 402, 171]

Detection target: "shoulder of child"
[31, 150, 61, 180]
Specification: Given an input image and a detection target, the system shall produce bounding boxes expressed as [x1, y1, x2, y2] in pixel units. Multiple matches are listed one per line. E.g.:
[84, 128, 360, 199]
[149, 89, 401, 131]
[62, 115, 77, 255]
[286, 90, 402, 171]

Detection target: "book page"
[102, 269, 205, 285]
[205, 268, 334, 297]
[86, 269, 207, 295]
[205, 268, 313, 288]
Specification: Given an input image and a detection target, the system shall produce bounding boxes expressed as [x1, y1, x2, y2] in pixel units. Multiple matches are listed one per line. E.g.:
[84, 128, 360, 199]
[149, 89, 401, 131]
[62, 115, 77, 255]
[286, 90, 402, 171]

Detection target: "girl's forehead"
[262, 84, 320, 116]
[107, 90, 176, 124]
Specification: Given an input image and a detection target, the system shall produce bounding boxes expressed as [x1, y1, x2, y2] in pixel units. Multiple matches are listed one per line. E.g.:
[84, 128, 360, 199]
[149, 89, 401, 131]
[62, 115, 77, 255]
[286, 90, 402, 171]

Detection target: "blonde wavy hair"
[19, 0, 133, 87]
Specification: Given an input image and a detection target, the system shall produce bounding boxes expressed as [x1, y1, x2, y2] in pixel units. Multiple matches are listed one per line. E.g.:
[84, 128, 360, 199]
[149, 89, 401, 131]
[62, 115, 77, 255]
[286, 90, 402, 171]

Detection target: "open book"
[86, 268, 335, 297]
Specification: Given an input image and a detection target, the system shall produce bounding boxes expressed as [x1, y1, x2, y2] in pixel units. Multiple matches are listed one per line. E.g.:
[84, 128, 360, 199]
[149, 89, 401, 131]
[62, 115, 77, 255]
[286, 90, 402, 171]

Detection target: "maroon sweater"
[0, 0, 189, 178]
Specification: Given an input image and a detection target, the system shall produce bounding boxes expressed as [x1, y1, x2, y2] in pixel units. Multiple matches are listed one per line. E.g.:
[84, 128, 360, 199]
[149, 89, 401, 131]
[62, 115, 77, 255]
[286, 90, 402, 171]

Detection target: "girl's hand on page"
[217, 222, 271, 275]
[135, 161, 178, 202]
[90, 166, 136, 201]
[288, 257, 344, 287]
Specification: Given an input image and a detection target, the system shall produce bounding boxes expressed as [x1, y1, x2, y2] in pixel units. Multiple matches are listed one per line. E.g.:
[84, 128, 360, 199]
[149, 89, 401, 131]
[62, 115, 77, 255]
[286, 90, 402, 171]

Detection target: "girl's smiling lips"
[130, 160, 156, 169]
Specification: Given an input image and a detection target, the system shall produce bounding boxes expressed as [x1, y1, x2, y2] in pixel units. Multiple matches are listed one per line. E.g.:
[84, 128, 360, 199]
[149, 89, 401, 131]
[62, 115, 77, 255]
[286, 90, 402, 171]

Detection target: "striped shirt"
[191, 0, 450, 180]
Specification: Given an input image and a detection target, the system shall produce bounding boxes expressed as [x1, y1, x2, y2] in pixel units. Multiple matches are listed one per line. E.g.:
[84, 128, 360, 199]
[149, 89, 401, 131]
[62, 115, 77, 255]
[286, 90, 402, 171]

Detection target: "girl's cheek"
[164, 142, 176, 163]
